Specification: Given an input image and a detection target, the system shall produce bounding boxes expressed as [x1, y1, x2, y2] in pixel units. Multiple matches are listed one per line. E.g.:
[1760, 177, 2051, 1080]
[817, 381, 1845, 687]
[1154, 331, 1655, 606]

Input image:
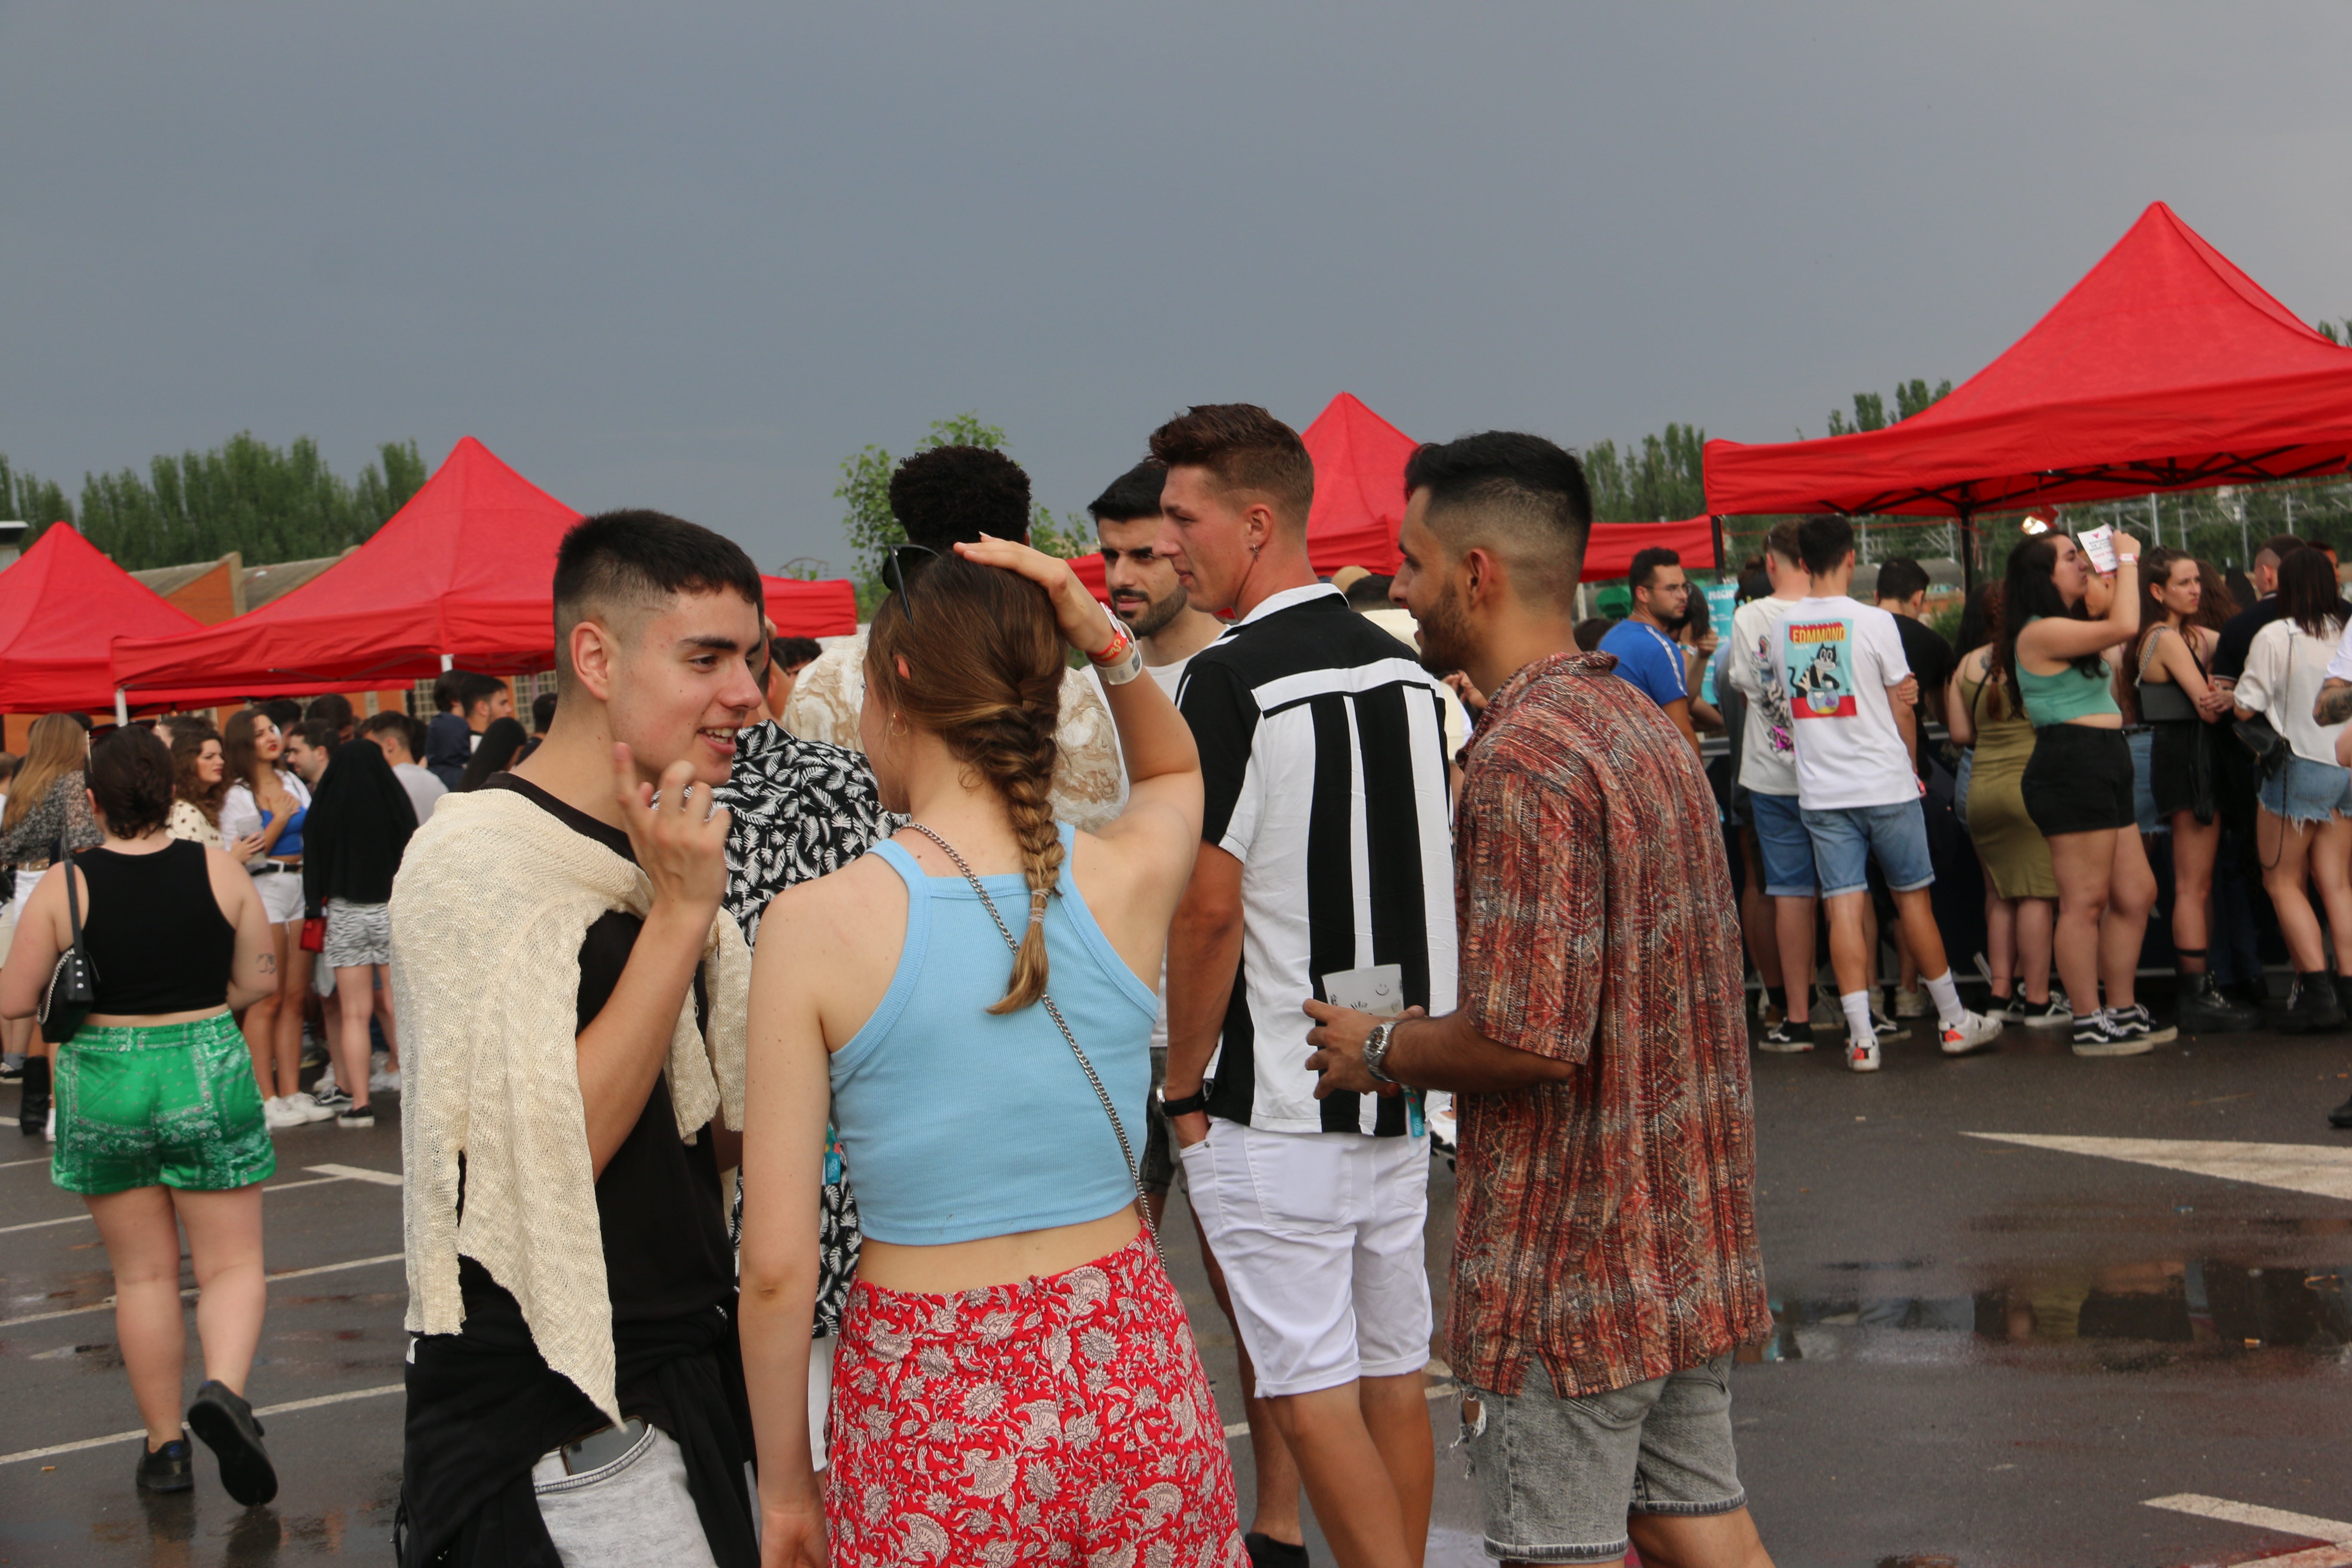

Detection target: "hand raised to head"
[612, 744, 729, 914]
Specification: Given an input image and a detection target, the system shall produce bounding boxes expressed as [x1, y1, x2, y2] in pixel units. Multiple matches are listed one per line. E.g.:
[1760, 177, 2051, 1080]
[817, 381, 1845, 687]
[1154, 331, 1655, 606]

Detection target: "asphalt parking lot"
[5, 1006, 2352, 1566]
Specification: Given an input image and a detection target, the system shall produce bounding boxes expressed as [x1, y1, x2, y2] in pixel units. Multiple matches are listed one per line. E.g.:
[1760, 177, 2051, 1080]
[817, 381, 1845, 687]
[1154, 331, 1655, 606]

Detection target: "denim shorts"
[1744, 791, 1816, 897]
[1460, 1357, 1746, 1564]
[2259, 754, 2352, 824]
[1800, 799, 1933, 898]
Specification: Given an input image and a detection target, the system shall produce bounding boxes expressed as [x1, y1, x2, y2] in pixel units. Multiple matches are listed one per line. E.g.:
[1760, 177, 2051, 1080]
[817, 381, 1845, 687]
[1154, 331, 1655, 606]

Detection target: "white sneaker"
[1893, 986, 1929, 1019]
[263, 1096, 305, 1131]
[280, 1090, 336, 1124]
[1939, 1009, 2005, 1057]
[369, 1066, 402, 1095]
[1848, 1037, 1881, 1073]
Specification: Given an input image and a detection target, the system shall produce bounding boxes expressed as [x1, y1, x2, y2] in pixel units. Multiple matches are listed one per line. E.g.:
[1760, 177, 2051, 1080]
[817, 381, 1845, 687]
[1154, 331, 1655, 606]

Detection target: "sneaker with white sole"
[2104, 1004, 2178, 1047]
[337, 1104, 375, 1130]
[2022, 997, 2075, 1029]
[280, 1090, 336, 1124]
[1893, 987, 1929, 1019]
[1759, 1019, 1815, 1054]
[263, 1096, 303, 1131]
[1871, 1008, 1909, 1042]
[2071, 1010, 2153, 1057]
[369, 1066, 402, 1095]
[1939, 1009, 2005, 1057]
[312, 1084, 353, 1115]
[1847, 1037, 1881, 1073]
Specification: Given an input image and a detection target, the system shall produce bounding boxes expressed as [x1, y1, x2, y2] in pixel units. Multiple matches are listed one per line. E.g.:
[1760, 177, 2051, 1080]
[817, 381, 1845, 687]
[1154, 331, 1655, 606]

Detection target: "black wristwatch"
[1157, 1085, 1210, 1118]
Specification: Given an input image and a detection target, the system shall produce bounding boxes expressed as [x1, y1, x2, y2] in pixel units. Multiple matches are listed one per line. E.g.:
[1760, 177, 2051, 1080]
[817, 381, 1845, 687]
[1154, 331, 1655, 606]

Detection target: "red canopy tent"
[0, 524, 204, 713]
[762, 576, 859, 637]
[1581, 518, 1721, 583]
[1703, 202, 2352, 524]
[1302, 392, 1420, 575]
[112, 437, 858, 703]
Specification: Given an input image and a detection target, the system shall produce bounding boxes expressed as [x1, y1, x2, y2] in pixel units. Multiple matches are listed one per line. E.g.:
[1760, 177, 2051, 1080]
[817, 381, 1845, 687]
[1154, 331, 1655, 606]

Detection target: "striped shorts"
[322, 898, 392, 969]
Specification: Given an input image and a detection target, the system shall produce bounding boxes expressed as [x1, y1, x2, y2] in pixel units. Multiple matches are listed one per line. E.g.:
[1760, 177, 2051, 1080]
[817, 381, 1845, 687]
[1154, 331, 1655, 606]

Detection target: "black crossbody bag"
[39, 836, 97, 1044]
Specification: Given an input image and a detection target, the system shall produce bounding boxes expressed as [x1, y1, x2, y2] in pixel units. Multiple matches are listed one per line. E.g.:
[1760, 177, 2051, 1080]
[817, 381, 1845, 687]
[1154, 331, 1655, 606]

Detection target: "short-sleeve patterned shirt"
[1447, 651, 1770, 1400]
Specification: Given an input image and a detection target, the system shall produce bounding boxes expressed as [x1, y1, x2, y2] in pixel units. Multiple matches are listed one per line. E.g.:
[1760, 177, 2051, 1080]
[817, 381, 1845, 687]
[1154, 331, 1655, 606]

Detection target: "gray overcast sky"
[4, 2, 2348, 572]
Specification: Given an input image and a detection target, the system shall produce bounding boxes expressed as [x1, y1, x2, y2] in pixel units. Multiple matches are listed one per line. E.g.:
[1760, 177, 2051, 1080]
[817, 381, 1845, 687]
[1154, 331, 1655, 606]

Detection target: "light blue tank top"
[828, 823, 1158, 1246]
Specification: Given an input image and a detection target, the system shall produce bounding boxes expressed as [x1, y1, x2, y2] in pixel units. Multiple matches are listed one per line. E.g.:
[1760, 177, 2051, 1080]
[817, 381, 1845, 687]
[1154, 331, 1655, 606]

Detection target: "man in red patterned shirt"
[1307, 432, 1774, 1568]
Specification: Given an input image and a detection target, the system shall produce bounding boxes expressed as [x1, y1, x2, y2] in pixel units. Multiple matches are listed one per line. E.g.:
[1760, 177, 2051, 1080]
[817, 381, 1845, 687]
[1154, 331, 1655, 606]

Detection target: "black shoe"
[2227, 979, 2273, 1011]
[1758, 1019, 1815, 1054]
[312, 1084, 352, 1114]
[2273, 976, 2346, 1035]
[2178, 975, 2262, 1034]
[2330, 1093, 2352, 1130]
[337, 1104, 374, 1130]
[186, 1380, 277, 1506]
[17, 1055, 49, 1136]
[135, 1437, 193, 1494]
[0, 1057, 21, 1084]
[1245, 1533, 1310, 1568]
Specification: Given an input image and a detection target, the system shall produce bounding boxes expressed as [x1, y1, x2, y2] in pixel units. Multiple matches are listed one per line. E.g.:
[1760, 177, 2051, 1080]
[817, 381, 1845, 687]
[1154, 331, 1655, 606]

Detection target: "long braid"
[974, 669, 1064, 1014]
[864, 551, 1070, 1014]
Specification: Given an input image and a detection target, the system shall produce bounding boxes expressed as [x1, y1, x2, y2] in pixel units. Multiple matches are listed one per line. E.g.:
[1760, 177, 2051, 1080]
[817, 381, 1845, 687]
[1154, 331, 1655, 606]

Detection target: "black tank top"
[75, 840, 238, 1014]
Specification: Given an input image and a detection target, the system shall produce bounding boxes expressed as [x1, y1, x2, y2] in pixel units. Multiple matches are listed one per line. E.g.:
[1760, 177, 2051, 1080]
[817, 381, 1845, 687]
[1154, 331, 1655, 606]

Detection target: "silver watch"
[1362, 1020, 1399, 1084]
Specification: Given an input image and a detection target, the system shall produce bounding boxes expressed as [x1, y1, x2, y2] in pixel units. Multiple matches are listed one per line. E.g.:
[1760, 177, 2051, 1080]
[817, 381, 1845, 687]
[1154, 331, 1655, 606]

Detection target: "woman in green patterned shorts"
[0, 726, 282, 1503]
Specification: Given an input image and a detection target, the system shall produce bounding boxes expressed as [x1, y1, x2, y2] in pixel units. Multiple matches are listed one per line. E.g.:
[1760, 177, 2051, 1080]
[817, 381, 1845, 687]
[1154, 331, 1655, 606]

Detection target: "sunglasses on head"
[883, 543, 943, 622]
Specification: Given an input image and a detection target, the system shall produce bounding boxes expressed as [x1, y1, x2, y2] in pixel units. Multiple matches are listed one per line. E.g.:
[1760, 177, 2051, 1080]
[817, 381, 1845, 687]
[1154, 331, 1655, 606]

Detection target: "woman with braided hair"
[738, 538, 1243, 1566]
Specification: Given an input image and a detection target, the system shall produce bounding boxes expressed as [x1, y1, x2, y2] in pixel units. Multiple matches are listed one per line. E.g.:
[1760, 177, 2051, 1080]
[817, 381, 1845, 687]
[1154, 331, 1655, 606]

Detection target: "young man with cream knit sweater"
[392, 511, 765, 1568]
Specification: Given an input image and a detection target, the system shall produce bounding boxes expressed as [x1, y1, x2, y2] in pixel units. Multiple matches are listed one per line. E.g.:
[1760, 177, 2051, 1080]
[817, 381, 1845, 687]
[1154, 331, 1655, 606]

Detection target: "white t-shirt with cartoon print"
[1765, 597, 1917, 812]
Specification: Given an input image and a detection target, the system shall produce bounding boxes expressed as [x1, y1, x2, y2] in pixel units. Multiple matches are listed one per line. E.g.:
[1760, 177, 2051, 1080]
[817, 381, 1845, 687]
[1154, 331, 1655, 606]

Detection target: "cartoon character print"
[1784, 619, 1859, 720]
[1752, 629, 1795, 756]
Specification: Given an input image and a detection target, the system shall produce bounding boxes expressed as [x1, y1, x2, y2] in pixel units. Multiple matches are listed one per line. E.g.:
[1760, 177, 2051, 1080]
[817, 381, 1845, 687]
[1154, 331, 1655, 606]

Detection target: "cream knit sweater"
[391, 787, 750, 1423]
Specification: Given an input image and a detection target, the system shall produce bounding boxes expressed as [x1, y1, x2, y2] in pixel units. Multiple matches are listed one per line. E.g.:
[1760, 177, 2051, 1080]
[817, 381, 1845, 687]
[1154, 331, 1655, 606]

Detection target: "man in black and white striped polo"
[1154, 404, 1456, 1568]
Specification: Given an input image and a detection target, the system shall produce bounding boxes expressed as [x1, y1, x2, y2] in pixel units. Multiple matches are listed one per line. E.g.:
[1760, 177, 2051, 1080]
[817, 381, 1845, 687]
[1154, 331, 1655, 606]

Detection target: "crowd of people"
[14, 402, 2352, 1568]
[1579, 521, 2352, 1112]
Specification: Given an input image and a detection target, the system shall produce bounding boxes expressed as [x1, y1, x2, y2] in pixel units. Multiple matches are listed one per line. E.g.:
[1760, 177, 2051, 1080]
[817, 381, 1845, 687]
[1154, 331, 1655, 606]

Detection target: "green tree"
[836, 413, 1088, 615]
[1582, 422, 1708, 521]
[0, 456, 76, 543]
[1826, 378, 1951, 435]
[74, 432, 425, 570]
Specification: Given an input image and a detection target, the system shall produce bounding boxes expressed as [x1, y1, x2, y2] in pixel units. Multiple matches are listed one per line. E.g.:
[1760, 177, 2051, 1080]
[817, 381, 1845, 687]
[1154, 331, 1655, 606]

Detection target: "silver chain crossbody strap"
[900, 822, 1166, 1269]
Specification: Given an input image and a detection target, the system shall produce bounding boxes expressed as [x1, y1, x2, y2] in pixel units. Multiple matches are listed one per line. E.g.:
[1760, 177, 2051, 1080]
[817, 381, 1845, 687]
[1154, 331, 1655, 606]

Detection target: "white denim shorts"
[252, 867, 303, 925]
[1176, 1118, 1432, 1397]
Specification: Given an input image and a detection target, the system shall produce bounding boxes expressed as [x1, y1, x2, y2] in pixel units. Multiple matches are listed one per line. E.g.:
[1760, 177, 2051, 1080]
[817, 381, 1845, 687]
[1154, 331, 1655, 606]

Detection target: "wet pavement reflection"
[1764, 1257, 2352, 1365]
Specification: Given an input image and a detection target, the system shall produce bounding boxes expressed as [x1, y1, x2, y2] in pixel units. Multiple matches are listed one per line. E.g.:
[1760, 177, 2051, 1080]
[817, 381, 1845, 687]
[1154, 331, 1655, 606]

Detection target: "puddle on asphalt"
[1766, 1258, 2352, 1364]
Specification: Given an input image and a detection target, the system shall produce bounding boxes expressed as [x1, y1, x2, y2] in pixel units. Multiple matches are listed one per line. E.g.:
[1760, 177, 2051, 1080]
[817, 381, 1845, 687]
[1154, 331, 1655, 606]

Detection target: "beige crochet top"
[390, 787, 750, 1423]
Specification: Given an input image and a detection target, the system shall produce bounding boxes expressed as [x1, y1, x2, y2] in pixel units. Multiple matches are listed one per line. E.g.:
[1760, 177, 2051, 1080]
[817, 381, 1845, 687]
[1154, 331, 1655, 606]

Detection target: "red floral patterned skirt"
[825, 1228, 1246, 1567]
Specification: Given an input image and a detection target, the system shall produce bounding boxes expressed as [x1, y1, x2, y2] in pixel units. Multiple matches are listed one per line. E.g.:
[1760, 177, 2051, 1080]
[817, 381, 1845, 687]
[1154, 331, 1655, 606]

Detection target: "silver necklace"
[900, 822, 1165, 1268]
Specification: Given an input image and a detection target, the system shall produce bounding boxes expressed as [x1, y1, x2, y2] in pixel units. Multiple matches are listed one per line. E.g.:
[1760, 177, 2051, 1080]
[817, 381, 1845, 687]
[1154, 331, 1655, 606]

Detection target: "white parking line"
[0, 1165, 386, 1236]
[2145, 1493, 2352, 1546]
[1966, 1133, 2352, 1202]
[305, 1163, 402, 1186]
[0, 1213, 90, 1237]
[0, 1251, 404, 1329]
[0, 1155, 51, 1170]
[0, 1383, 403, 1468]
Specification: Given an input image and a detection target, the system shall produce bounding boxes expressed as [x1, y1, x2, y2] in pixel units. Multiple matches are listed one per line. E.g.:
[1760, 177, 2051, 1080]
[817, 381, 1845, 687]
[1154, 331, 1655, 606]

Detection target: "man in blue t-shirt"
[1598, 546, 1700, 758]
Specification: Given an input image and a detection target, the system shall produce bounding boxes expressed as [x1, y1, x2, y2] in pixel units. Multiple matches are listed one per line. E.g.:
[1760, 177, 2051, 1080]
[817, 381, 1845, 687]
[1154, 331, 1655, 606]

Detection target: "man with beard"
[1306, 432, 1775, 1568]
[1153, 405, 1455, 1568]
[1599, 546, 1701, 759]
[1092, 459, 1312, 1565]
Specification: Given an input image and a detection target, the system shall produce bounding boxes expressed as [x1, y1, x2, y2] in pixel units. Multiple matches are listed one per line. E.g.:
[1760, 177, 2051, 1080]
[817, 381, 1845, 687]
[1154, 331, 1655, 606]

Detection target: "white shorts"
[1177, 1119, 1433, 1397]
[253, 867, 303, 925]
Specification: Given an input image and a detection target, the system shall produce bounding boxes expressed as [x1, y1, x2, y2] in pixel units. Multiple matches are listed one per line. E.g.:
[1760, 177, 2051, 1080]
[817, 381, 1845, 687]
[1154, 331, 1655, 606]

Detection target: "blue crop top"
[266, 804, 306, 860]
[828, 823, 1158, 1245]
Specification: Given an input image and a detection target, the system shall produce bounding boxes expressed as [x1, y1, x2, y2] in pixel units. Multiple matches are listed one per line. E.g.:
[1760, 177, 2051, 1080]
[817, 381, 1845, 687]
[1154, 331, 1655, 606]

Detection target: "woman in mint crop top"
[737, 539, 1243, 1561]
[2004, 530, 2167, 1052]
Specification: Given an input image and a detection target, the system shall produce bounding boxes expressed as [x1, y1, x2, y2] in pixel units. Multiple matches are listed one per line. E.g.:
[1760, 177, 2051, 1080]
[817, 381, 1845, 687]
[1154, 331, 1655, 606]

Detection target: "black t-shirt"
[481, 774, 733, 1328]
[2212, 597, 2282, 683]
[1890, 612, 1956, 776]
